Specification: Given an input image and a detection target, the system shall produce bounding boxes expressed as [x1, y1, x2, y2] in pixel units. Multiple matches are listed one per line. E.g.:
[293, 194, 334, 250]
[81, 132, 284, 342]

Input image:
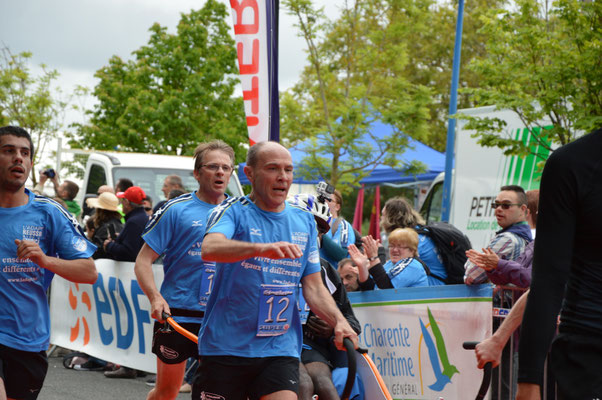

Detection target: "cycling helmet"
[288, 193, 332, 233]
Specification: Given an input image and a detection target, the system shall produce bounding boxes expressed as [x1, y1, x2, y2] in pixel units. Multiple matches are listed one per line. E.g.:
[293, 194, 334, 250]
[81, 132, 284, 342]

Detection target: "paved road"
[40, 354, 191, 400]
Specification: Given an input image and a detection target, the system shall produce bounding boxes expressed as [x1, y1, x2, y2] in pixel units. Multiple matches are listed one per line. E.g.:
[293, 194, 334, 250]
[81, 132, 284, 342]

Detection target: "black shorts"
[191, 355, 299, 400]
[550, 331, 602, 399]
[151, 321, 201, 364]
[0, 344, 48, 399]
[301, 336, 348, 370]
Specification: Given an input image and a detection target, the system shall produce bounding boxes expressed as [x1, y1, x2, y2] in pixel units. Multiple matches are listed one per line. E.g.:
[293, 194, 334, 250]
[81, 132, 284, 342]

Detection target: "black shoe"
[104, 366, 137, 379]
[145, 377, 156, 387]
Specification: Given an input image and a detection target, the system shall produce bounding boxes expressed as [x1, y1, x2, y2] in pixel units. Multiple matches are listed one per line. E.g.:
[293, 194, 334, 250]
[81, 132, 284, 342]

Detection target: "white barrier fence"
[50, 261, 492, 392]
[348, 285, 492, 399]
[50, 259, 163, 373]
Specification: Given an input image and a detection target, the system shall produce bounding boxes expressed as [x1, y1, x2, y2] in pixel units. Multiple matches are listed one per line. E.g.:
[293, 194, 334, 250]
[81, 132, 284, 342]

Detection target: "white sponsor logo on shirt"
[250, 228, 262, 237]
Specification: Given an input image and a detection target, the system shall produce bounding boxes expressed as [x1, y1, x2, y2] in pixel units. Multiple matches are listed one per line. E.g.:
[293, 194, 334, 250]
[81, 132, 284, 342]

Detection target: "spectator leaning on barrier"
[464, 185, 532, 285]
[380, 197, 446, 286]
[465, 189, 540, 288]
[0, 126, 97, 400]
[349, 229, 429, 289]
[103, 186, 148, 262]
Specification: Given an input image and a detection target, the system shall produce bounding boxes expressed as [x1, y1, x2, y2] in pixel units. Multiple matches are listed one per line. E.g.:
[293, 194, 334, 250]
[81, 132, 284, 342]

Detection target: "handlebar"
[463, 341, 492, 400]
[162, 312, 199, 344]
[341, 337, 357, 400]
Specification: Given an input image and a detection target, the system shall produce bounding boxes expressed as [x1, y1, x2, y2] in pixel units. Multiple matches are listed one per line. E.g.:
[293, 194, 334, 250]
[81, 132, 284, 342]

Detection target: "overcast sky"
[1, 0, 340, 126]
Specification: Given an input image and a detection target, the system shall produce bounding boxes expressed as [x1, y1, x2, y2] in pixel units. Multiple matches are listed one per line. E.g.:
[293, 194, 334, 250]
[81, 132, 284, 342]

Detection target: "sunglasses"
[491, 202, 521, 210]
[144, 207, 152, 211]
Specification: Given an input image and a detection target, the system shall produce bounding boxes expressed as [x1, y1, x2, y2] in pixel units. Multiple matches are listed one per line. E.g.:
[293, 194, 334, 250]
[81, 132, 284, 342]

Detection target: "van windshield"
[112, 167, 242, 204]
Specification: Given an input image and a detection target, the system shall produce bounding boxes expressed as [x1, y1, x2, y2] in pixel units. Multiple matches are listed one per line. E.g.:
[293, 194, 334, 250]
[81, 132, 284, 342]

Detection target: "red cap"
[116, 186, 146, 205]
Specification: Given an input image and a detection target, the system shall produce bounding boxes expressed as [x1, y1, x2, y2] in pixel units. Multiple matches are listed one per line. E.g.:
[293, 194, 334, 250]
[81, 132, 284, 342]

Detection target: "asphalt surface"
[40, 354, 191, 400]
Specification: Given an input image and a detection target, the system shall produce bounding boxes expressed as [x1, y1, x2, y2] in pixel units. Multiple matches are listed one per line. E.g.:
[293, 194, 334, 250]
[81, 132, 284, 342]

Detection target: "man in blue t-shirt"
[0, 126, 97, 400]
[321, 189, 356, 268]
[134, 140, 235, 400]
[194, 141, 358, 400]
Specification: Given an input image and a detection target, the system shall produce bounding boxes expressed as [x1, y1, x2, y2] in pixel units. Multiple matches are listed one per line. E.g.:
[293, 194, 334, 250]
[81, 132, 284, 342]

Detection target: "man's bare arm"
[15, 239, 97, 284]
[201, 232, 303, 262]
[134, 244, 165, 320]
[475, 289, 529, 368]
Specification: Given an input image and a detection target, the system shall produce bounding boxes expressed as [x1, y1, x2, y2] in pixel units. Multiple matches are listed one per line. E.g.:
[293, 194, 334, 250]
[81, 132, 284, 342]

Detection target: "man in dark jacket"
[104, 186, 148, 262]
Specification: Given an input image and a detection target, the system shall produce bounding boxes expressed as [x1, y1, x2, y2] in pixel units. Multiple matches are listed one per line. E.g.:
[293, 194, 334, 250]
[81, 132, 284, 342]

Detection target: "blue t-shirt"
[418, 233, 446, 286]
[383, 258, 429, 288]
[142, 191, 220, 323]
[0, 189, 96, 352]
[198, 196, 321, 358]
[321, 218, 356, 268]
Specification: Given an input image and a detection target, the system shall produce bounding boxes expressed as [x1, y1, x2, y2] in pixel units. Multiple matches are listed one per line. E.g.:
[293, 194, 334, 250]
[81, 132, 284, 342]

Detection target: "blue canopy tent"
[237, 120, 444, 186]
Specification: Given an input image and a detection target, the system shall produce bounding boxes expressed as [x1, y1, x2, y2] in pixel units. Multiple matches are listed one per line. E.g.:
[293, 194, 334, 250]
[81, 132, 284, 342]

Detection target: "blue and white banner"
[348, 285, 492, 399]
[49, 260, 162, 373]
[229, 0, 280, 145]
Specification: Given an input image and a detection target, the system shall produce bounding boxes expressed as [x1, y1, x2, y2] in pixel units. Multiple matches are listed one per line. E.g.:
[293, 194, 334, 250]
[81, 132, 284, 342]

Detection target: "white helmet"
[288, 193, 332, 233]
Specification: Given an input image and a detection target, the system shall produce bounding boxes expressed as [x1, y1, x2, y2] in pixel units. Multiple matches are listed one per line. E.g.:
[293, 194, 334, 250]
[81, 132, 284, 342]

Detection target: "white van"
[80, 152, 244, 218]
[420, 106, 553, 249]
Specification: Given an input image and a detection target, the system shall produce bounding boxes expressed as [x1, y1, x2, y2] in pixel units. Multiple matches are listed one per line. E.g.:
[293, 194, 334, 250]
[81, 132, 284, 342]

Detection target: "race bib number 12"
[257, 285, 295, 337]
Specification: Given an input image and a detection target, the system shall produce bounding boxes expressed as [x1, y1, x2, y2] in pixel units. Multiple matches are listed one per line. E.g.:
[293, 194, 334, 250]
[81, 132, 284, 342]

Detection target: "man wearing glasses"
[134, 140, 235, 399]
[464, 185, 533, 285]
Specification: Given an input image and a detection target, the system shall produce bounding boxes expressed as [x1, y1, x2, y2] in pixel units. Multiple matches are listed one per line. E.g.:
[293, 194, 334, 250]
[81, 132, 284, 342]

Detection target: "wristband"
[368, 256, 379, 261]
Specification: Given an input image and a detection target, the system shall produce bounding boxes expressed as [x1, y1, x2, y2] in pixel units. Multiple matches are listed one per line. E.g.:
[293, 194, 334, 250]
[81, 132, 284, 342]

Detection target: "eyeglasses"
[389, 245, 412, 251]
[491, 202, 521, 210]
[202, 164, 233, 173]
[144, 207, 152, 211]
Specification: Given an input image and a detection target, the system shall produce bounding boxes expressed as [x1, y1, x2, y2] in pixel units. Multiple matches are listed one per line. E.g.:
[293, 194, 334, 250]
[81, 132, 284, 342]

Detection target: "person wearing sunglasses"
[464, 185, 533, 285]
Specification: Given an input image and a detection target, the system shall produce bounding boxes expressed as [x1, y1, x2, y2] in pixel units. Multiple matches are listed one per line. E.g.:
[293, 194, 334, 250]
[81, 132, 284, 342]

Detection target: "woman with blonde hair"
[348, 228, 428, 289]
[380, 197, 446, 285]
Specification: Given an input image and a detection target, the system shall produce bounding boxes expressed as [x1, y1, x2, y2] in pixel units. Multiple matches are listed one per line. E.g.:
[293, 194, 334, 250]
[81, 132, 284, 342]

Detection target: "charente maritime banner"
[348, 285, 492, 400]
[50, 260, 492, 384]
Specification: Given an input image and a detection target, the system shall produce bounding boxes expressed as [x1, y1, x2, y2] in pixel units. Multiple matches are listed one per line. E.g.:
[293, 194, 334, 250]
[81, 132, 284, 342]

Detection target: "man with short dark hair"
[103, 186, 148, 262]
[135, 140, 235, 400]
[195, 141, 358, 400]
[0, 126, 97, 399]
[37, 172, 81, 218]
[464, 185, 532, 285]
[337, 258, 360, 292]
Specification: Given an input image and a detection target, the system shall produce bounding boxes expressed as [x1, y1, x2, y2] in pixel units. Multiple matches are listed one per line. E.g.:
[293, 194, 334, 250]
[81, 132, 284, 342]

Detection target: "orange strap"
[165, 316, 199, 344]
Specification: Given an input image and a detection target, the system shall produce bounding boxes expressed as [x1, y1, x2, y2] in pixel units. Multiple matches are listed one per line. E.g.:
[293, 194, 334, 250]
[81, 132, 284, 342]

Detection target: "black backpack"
[415, 221, 472, 284]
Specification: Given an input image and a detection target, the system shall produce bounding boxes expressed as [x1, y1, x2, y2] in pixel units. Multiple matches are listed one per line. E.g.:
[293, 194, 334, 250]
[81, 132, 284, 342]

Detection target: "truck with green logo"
[420, 106, 553, 249]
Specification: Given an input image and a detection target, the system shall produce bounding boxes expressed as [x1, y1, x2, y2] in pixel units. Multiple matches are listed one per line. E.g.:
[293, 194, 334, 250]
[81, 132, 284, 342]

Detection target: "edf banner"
[229, 0, 280, 144]
[348, 285, 492, 399]
[50, 260, 163, 373]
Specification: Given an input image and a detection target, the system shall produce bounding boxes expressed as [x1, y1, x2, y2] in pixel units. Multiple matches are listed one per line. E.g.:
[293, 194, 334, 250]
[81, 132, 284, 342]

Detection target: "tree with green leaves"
[281, 0, 433, 190]
[0, 46, 67, 185]
[460, 0, 602, 158]
[74, 0, 247, 162]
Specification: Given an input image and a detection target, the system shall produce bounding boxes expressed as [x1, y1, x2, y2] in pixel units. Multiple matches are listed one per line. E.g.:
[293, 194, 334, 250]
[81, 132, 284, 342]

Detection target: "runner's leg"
[147, 359, 186, 400]
[298, 362, 314, 400]
[305, 361, 339, 400]
[261, 390, 298, 400]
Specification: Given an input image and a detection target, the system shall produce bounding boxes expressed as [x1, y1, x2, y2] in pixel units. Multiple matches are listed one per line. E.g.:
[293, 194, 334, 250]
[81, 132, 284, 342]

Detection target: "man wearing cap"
[104, 186, 148, 261]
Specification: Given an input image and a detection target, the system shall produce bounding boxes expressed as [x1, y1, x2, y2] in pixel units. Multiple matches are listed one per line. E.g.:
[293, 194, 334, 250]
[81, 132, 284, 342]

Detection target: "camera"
[42, 168, 55, 178]
[315, 181, 335, 203]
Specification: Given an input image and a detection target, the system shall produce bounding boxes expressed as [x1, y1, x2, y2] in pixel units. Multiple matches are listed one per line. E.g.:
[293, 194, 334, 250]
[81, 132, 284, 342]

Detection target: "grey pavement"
[40, 354, 191, 400]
